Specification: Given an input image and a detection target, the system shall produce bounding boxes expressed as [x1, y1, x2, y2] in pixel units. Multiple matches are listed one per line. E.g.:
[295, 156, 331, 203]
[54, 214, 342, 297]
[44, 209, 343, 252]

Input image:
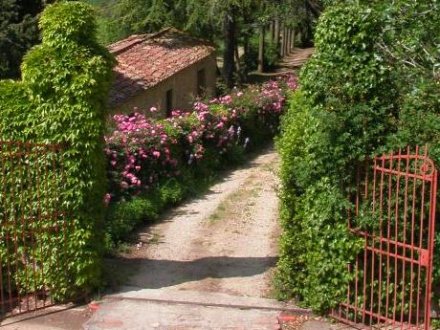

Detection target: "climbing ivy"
[0, 2, 114, 298]
[276, 0, 440, 313]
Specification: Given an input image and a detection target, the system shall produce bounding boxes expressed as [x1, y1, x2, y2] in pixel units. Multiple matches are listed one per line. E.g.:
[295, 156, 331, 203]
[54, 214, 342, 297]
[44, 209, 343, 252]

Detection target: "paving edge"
[104, 295, 312, 314]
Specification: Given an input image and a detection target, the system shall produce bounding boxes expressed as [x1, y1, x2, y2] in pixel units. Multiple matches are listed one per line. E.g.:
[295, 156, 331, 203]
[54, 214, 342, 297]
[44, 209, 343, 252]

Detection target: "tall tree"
[0, 0, 47, 79]
[222, 6, 237, 87]
[93, 0, 324, 87]
[105, 0, 189, 38]
[185, 0, 256, 87]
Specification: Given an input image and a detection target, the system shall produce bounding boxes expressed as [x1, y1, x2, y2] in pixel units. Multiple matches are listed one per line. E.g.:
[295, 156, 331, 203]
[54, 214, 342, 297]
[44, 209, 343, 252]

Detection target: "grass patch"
[147, 232, 163, 245]
[207, 175, 263, 224]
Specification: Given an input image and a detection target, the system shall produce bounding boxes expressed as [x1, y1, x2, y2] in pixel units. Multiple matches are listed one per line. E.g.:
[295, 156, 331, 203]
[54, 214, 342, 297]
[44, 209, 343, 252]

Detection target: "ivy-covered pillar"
[19, 2, 115, 297]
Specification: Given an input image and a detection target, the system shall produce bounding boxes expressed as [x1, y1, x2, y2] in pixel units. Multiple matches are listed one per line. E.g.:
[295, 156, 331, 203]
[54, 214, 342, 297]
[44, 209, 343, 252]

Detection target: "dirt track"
[116, 146, 281, 298]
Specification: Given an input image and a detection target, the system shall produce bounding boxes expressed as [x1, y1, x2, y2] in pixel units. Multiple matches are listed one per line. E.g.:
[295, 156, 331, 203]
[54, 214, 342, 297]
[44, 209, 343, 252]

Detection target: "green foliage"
[0, 80, 32, 137]
[0, 2, 114, 298]
[243, 36, 280, 72]
[105, 195, 161, 248]
[276, 91, 364, 311]
[159, 179, 186, 206]
[305, 5, 380, 97]
[222, 144, 246, 165]
[90, 0, 321, 86]
[0, 0, 45, 79]
[105, 175, 194, 251]
[0, 144, 72, 300]
[382, 0, 440, 154]
[38, 1, 99, 46]
[277, 178, 363, 310]
[276, 0, 440, 313]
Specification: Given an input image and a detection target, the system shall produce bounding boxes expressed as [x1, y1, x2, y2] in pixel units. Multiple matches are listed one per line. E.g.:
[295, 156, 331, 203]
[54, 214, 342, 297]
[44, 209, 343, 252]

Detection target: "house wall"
[111, 54, 217, 117]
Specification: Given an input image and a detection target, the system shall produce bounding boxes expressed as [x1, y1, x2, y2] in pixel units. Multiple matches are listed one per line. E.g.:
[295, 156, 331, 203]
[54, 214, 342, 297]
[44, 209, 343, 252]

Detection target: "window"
[197, 68, 206, 96]
[165, 89, 173, 117]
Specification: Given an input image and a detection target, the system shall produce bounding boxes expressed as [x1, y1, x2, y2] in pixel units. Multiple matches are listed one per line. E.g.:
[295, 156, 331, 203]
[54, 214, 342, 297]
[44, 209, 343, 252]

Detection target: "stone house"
[108, 28, 217, 117]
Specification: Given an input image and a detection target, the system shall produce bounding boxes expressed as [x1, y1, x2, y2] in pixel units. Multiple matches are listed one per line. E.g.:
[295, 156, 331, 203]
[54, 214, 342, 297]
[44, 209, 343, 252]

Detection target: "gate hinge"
[420, 249, 430, 267]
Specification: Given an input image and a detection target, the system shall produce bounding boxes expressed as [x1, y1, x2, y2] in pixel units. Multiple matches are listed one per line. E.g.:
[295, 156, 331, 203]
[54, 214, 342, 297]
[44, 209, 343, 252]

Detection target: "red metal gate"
[0, 140, 72, 319]
[332, 146, 438, 329]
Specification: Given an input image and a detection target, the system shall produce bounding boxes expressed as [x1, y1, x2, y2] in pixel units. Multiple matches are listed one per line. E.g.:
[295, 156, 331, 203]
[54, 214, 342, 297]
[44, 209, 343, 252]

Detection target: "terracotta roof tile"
[108, 28, 215, 107]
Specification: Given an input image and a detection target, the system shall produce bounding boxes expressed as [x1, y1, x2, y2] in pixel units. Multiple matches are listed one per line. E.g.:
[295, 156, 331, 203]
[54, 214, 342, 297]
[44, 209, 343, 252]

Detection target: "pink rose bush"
[105, 113, 179, 202]
[105, 74, 298, 205]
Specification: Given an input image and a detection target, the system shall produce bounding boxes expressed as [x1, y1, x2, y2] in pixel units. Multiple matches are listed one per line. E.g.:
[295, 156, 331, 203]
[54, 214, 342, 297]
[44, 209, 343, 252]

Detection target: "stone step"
[105, 287, 309, 314]
[84, 288, 311, 330]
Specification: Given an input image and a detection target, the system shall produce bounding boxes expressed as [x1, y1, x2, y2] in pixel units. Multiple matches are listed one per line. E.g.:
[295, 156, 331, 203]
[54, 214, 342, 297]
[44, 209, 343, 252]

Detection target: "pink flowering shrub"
[105, 113, 179, 201]
[104, 74, 298, 247]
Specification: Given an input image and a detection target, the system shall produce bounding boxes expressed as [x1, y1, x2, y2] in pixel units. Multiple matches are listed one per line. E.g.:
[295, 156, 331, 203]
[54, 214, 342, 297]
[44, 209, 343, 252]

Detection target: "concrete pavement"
[84, 288, 311, 330]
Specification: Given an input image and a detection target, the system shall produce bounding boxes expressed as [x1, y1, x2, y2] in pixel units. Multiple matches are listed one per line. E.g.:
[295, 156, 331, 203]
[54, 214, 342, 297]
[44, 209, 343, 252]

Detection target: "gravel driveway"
[114, 145, 281, 298]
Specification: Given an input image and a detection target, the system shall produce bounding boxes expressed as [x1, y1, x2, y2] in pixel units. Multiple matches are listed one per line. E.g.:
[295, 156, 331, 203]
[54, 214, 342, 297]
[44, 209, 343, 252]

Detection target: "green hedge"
[0, 2, 114, 299]
[277, 0, 440, 312]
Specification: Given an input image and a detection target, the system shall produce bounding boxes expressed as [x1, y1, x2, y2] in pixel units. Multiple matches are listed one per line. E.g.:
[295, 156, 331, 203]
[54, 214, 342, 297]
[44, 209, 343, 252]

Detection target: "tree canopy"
[91, 0, 324, 87]
[1, 0, 326, 83]
[0, 0, 50, 79]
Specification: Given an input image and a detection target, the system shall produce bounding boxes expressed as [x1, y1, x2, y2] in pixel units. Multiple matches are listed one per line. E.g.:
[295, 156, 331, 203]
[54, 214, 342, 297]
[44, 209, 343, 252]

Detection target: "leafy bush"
[0, 2, 114, 298]
[276, 0, 440, 313]
[105, 196, 161, 247]
[104, 75, 298, 249]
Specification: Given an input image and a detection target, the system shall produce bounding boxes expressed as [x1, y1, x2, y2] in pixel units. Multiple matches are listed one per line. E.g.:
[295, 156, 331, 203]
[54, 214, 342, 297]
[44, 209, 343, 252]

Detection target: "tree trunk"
[283, 26, 288, 56]
[269, 20, 274, 44]
[257, 25, 265, 73]
[291, 28, 295, 50]
[297, 31, 302, 47]
[243, 33, 249, 59]
[280, 22, 284, 57]
[223, 10, 236, 89]
[275, 18, 280, 56]
[234, 43, 243, 82]
[234, 43, 241, 75]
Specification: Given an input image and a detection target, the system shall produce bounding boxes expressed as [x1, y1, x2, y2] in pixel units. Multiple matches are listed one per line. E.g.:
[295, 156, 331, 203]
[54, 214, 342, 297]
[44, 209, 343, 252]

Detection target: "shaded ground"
[276, 48, 315, 73]
[0, 304, 91, 330]
[248, 47, 315, 83]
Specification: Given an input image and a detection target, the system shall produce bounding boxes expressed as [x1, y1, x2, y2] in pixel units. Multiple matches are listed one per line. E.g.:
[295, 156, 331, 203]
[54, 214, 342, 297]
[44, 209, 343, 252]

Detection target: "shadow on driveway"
[106, 256, 278, 290]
